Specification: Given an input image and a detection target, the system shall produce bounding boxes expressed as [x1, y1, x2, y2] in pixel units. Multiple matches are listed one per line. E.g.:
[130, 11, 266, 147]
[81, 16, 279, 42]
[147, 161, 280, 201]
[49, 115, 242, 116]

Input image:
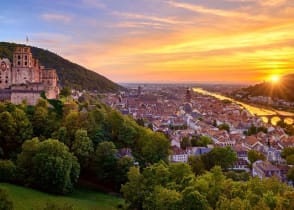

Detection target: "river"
[193, 88, 294, 125]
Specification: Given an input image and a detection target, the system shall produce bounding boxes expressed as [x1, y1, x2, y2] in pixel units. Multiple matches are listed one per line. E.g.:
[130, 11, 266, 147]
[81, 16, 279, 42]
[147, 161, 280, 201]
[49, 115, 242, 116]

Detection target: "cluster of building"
[103, 84, 294, 184]
[0, 46, 59, 105]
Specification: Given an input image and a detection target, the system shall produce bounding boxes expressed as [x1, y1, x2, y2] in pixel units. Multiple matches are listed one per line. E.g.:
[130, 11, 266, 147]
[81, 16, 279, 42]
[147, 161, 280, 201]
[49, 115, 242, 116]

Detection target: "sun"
[270, 75, 280, 83]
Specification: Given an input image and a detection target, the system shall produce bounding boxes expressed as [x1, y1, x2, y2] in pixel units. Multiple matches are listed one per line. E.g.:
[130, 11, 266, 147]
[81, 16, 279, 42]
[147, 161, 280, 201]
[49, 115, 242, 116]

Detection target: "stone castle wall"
[0, 46, 59, 105]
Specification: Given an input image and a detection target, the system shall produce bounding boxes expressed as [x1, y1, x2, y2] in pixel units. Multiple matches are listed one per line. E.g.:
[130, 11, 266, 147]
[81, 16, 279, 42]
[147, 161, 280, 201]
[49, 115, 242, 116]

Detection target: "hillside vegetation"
[0, 42, 121, 92]
[235, 74, 294, 101]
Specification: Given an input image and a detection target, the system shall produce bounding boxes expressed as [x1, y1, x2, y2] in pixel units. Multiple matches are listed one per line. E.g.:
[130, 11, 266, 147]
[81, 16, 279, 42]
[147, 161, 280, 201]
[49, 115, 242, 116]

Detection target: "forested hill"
[0, 42, 122, 92]
[235, 74, 294, 101]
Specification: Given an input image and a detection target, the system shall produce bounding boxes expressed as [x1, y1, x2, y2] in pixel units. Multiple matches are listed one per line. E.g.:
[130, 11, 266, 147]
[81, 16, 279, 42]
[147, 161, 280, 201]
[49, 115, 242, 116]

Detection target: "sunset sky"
[1, 0, 294, 83]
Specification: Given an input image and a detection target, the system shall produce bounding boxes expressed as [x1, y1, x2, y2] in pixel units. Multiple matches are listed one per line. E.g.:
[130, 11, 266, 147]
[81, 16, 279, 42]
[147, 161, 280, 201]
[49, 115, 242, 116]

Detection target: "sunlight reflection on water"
[193, 88, 294, 125]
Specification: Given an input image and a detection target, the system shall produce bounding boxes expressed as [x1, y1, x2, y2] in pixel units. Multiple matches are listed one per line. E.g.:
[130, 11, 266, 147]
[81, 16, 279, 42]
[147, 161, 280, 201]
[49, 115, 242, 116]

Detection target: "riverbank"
[193, 87, 294, 125]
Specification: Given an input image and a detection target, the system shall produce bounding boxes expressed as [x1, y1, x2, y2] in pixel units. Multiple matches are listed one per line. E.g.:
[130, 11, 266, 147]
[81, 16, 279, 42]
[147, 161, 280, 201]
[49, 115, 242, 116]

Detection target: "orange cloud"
[35, 0, 294, 83]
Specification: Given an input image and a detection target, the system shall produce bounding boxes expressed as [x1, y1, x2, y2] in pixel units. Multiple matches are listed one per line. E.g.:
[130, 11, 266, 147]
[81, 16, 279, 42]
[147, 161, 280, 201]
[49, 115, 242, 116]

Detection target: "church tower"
[185, 88, 192, 102]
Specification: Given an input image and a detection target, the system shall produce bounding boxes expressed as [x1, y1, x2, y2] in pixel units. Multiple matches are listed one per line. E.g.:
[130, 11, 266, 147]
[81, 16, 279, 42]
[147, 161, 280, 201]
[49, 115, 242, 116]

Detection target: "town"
[103, 84, 294, 184]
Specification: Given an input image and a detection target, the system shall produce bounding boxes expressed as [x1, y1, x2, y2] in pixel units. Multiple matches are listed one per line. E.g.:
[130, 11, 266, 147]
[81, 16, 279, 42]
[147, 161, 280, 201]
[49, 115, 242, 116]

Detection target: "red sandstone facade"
[0, 46, 59, 104]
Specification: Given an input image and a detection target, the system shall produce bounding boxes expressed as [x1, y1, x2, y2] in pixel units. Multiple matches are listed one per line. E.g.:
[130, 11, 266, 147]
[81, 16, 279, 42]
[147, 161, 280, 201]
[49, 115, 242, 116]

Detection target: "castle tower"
[11, 46, 41, 84]
[13, 46, 33, 68]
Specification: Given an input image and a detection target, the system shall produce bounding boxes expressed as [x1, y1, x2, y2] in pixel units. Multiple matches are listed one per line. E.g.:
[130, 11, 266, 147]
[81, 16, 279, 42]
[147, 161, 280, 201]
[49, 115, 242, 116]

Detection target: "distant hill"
[0, 42, 122, 92]
[235, 74, 294, 101]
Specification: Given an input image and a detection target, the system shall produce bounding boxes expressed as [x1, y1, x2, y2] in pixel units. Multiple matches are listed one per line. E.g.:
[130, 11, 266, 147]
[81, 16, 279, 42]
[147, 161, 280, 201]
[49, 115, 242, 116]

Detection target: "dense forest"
[0, 42, 122, 92]
[0, 94, 293, 209]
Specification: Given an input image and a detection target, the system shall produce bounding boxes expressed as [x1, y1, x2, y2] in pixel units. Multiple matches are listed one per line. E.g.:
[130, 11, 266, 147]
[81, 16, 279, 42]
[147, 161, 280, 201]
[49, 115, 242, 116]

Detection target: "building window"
[18, 55, 21, 59]
[18, 61, 20, 65]
[5, 80, 8, 83]
[25, 55, 27, 60]
[25, 62, 27, 66]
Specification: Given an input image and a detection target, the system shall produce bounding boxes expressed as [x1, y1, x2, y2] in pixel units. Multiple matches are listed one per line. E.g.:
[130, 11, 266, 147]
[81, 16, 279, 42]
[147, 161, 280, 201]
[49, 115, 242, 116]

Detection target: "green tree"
[286, 154, 294, 165]
[63, 111, 81, 147]
[115, 156, 134, 186]
[225, 171, 250, 181]
[248, 150, 266, 165]
[262, 191, 277, 210]
[72, 129, 94, 169]
[17, 138, 80, 194]
[31, 106, 48, 137]
[192, 136, 213, 147]
[188, 155, 205, 176]
[0, 111, 16, 158]
[52, 127, 69, 146]
[117, 118, 138, 148]
[133, 129, 170, 166]
[195, 166, 226, 209]
[16, 137, 40, 183]
[202, 147, 237, 170]
[60, 87, 71, 98]
[121, 167, 145, 210]
[143, 186, 182, 210]
[180, 136, 191, 150]
[182, 187, 209, 210]
[0, 188, 13, 210]
[95, 141, 118, 180]
[287, 167, 294, 183]
[11, 108, 33, 152]
[0, 160, 16, 182]
[218, 123, 230, 132]
[281, 147, 294, 159]
[216, 196, 250, 210]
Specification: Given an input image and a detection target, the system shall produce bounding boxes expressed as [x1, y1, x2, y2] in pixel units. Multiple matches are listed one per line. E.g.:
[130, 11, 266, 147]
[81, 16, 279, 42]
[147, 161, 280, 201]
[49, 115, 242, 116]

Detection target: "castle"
[0, 46, 59, 105]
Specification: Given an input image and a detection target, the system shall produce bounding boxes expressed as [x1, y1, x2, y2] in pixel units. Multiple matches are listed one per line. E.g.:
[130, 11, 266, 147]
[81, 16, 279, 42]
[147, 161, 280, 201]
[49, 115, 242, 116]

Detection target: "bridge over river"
[258, 114, 294, 125]
[193, 88, 294, 125]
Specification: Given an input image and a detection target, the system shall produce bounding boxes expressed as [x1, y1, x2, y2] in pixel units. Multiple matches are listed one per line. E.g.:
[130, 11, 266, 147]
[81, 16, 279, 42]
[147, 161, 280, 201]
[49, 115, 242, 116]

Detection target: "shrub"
[0, 160, 16, 183]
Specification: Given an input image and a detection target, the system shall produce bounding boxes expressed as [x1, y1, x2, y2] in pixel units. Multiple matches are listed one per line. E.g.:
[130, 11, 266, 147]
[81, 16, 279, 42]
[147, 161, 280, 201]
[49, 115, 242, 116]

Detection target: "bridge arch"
[284, 117, 294, 125]
[270, 116, 281, 126]
[259, 115, 294, 126]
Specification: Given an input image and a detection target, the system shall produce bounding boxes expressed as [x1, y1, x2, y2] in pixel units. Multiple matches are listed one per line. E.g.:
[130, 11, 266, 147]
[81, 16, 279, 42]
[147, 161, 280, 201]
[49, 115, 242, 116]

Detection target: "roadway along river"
[193, 88, 294, 125]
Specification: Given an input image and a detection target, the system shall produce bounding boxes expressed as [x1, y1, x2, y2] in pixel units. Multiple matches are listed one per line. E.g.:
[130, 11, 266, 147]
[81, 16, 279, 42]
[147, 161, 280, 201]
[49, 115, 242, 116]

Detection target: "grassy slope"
[0, 183, 123, 210]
